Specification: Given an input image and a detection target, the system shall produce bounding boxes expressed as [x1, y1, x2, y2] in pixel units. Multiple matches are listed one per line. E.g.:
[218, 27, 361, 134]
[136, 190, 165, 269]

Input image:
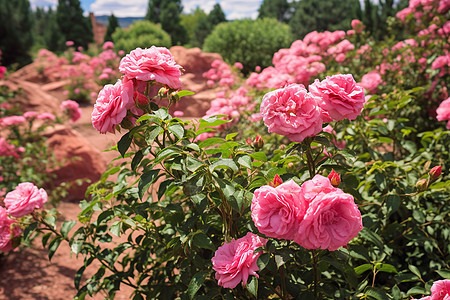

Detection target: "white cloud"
[89, 0, 147, 17]
[29, 0, 57, 10]
[88, 0, 262, 19]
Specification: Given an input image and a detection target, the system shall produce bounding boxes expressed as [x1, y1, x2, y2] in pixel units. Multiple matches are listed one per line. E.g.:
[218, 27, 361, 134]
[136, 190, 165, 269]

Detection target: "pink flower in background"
[436, 97, 450, 129]
[0, 207, 21, 252]
[335, 53, 346, 62]
[37, 113, 56, 121]
[309, 74, 366, 121]
[0, 66, 6, 79]
[118, 50, 125, 56]
[173, 111, 184, 117]
[60, 100, 82, 122]
[251, 180, 307, 240]
[0, 138, 23, 158]
[323, 125, 346, 149]
[233, 62, 243, 69]
[23, 111, 38, 119]
[212, 232, 267, 288]
[431, 55, 448, 70]
[4, 182, 48, 218]
[102, 41, 114, 50]
[92, 79, 134, 133]
[294, 175, 362, 251]
[260, 84, 323, 142]
[0, 116, 26, 126]
[360, 71, 383, 93]
[255, 66, 261, 72]
[65, 41, 74, 47]
[430, 279, 450, 300]
[119, 46, 182, 89]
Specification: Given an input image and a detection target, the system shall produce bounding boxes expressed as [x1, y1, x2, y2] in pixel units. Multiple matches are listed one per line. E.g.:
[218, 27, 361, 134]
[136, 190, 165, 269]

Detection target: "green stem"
[279, 264, 288, 300]
[304, 139, 316, 178]
[312, 249, 319, 300]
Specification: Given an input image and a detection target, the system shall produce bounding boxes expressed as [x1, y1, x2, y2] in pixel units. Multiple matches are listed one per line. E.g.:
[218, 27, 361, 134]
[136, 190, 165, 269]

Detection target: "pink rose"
[294, 175, 363, 251]
[360, 71, 383, 94]
[0, 66, 6, 79]
[37, 113, 56, 121]
[260, 84, 323, 142]
[102, 41, 114, 50]
[4, 182, 48, 218]
[65, 41, 74, 47]
[0, 115, 26, 126]
[119, 46, 182, 90]
[309, 74, 366, 121]
[0, 207, 21, 252]
[251, 180, 307, 240]
[436, 98, 450, 129]
[233, 62, 243, 70]
[92, 79, 134, 134]
[212, 232, 267, 288]
[430, 279, 450, 300]
[60, 100, 82, 123]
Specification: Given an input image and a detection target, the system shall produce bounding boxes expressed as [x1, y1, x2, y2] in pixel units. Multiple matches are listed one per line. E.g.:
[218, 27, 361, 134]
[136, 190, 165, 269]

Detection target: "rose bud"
[254, 135, 264, 149]
[429, 166, 442, 179]
[269, 174, 283, 187]
[328, 169, 341, 187]
[416, 179, 428, 192]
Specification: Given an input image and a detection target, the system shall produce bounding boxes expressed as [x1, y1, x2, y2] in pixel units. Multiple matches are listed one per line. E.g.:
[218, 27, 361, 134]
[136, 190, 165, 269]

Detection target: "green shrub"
[203, 18, 293, 74]
[112, 20, 171, 53]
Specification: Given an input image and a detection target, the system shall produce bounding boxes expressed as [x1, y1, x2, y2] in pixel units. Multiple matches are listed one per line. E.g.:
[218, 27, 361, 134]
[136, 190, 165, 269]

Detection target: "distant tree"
[56, 0, 93, 49]
[104, 14, 119, 43]
[180, 7, 207, 47]
[146, 0, 187, 45]
[258, 0, 291, 23]
[207, 3, 226, 26]
[289, 0, 361, 39]
[44, 8, 65, 52]
[0, 0, 34, 67]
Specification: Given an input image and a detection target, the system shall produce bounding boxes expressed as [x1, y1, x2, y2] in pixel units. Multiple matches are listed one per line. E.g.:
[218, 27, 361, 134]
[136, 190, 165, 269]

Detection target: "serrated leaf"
[192, 233, 215, 251]
[237, 155, 252, 169]
[138, 169, 160, 199]
[155, 108, 169, 120]
[168, 124, 184, 140]
[188, 271, 207, 299]
[247, 276, 258, 297]
[60, 220, 76, 238]
[118, 132, 132, 158]
[209, 159, 238, 173]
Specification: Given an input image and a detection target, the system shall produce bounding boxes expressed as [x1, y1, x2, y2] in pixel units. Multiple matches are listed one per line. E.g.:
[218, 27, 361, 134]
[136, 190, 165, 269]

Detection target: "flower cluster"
[260, 74, 365, 143]
[0, 183, 47, 252]
[212, 232, 267, 289]
[60, 100, 82, 123]
[203, 59, 235, 88]
[251, 175, 362, 251]
[436, 97, 450, 129]
[92, 46, 183, 134]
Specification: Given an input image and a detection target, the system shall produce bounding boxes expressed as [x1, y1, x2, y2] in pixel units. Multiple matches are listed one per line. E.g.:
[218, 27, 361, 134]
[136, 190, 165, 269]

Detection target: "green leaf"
[365, 287, 389, 300]
[250, 152, 267, 162]
[138, 169, 160, 199]
[71, 239, 83, 254]
[436, 269, 450, 279]
[375, 263, 397, 274]
[198, 116, 230, 129]
[23, 222, 37, 240]
[355, 264, 373, 275]
[198, 137, 224, 148]
[168, 124, 184, 140]
[192, 232, 215, 251]
[360, 228, 383, 249]
[188, 271, 207, 299]
[186, 156, 204, 172]
[131, 150, 144, 171]
[406, 286, 426, 296]
[257, 253, 270, 271]
[247, 276, 258, 297]
[145, 125, 162, 144]
[42, 232, 52, 248]
[226, 132, 238, 141]
[408, 265, 422, 279]
[155, 108, 170, 120]
[392, 285, 401, 300]
[237, 155, 252, 169]
[48, 236, 63, 261]
[60, 220, 76, 238]
[176, 90, 195, 98]
[110, 221, 122, 237]
[75, 266, 86, 289]
[209, 159, 238, 173]
[118, 132, 132, 158]
[386, 195, 400, 216]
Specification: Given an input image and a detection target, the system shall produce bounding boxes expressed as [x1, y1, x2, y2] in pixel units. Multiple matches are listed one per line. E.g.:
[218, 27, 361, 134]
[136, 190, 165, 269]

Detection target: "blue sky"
[29, 0, 264, 19]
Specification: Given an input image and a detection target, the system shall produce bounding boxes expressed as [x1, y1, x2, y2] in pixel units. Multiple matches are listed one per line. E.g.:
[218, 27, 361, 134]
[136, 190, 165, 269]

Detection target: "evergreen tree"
[289, 0, 359, 39]
[104, 14, 119, 43]
[258, 0, 291, 23]
[207, 3, 226, 26]
[192, 13, 210, 47]
[145, 0, 187, 45]
[45, 8, 65, 52]
[0, 0, 34, 67]
[56, 0, 93, 49]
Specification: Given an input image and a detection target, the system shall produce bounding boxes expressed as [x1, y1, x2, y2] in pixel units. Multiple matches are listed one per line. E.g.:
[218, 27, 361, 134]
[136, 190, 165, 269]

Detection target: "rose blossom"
[212, 232, 267, 288]
[360, 71, 383, 94]
[4, 182, 48, 218]
[0, 115, 26, 126]
[430, 279, 450, 300]
[436, 97, 450, 129]
[0, 207, 21, 252]
[92, 79, 134, 134]
[294, 175, 363, 251]
[119, 46, 182, 90]
[309, 74, 366, 121]
[37, 113, 56, 121]
[251, 180, 307, 240]
[60, 100, 82, 122]
[260, 84, 323, 143]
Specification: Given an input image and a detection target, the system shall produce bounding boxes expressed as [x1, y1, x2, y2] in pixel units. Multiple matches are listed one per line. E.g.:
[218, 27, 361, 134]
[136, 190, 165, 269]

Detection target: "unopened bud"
[429, 166, 442, 180]
[120, 117, 134, 130]
[416, 179, 428, 192]
[158, 87, 169, 98]
[328, 169, 341, 187]
[269, 174, 283, 187]
[254, 135, 264, 149]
